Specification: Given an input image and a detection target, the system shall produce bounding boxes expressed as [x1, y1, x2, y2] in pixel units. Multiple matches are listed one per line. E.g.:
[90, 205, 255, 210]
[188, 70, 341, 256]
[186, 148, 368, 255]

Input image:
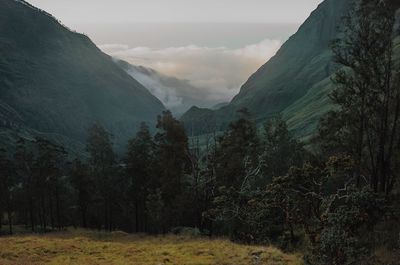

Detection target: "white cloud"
[100, 39, 282, 103]
[124, 67, 183, 108]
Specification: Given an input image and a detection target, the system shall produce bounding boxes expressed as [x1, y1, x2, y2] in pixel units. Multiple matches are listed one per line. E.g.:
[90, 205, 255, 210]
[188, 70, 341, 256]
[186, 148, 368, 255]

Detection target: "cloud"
[123, 66, 184, 108]
[99, 44, 130, 52]
[100, 39, 282, 104]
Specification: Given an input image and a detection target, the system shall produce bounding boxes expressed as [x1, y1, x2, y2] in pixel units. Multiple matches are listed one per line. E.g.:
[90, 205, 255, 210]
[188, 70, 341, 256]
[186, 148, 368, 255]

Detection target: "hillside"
[0, 230, 303, 265]
[115, 60, 222, 116]
[181, 106, 217, 135]
[0, 0, 165, 152]
[182, 0, 349, 137]
[183, 0, 400, 139]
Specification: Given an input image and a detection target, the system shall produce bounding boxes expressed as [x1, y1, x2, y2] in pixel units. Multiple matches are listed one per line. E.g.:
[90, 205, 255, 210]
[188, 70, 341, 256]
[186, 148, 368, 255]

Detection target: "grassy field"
[0, 229, 303, 265]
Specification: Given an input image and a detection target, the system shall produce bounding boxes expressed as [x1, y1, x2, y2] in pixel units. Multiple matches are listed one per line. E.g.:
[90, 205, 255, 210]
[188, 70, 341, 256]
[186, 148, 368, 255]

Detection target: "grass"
[0, 229, 303, 265]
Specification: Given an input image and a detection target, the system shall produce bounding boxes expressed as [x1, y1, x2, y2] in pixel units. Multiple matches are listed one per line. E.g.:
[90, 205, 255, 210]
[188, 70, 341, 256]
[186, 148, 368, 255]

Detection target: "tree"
[0, 148, 16, 234]
[70, 159, 91, 228]
[14, 138, 35, 231]
[207, 109, 261, 240]
[154, 111, 191, 230]
[320, 0, 400, 193]
[34, 138, 67, 230]
[310, 186, 383, 265]
[214, 108, 260, 189]
[125, 122, 156, 232]
[261, 116, 305, 183]
[86, 123, 117, 231]
[145, 188, 165, 234]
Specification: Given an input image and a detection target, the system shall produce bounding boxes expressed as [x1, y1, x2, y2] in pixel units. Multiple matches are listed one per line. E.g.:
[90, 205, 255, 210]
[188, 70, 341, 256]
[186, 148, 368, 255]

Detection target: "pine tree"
[86, 123, 116, 231]
[0, 148, 16, 234]
[154, 111, 191, 230]
[261, 116, 304, 183]
[14, 138, 35, 231]
[70, 159, 91, 228]
[214, 108, 260, 189]
[125, 122, 156, 232]
[34, 138, 67, 230]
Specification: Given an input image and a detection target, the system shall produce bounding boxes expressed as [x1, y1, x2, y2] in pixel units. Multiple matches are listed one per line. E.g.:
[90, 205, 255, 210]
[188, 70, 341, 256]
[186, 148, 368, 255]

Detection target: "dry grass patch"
[0, 229, 303, 265]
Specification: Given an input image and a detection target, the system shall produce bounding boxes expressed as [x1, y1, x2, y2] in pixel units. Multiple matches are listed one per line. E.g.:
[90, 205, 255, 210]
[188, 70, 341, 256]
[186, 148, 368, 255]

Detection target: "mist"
[102, 37, 283, 109]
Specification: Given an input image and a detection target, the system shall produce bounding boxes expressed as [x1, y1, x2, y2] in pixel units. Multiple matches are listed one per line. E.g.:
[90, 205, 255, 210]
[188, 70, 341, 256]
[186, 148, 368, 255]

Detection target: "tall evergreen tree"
[86, 124, 117, 231]
[0, 148, 16, 234]
[34, 138, 67, 230]
[70, 159, 91, 228]
[14, 138, 35, 231]
[154, 111, 191, 230]
[261, 116, 305, 183]
[125, 122, 156, 232]
[214, 108, 260, 189]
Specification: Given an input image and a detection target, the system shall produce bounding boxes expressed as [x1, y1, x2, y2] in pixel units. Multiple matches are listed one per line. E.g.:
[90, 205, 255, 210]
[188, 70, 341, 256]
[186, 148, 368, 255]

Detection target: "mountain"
[115, 60, 223, 116]
[180, 106, 217, 135]
[0, 0, 165, 153]
[183, 0, 400, 139]
[181, 0, 350, 138]
[211, 102, 229, 110]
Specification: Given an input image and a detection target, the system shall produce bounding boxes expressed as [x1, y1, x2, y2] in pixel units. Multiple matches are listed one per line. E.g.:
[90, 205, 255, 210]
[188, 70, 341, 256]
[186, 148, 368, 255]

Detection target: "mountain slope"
[115, 60, 223, 116]
[0, 0, 165, 152]
[283, 1, 400, 139]
[182, 0, 349, 136]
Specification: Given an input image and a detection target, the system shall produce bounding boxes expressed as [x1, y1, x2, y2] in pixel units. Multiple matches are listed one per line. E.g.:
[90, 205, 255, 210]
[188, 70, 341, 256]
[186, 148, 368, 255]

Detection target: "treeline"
[1, 0, 400, 264]
[0, 109, 303, 235]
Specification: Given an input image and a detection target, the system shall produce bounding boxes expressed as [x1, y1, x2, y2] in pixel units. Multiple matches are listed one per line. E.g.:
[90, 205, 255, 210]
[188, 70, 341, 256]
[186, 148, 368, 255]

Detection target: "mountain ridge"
[181, 0, 350, 137]
[0, 0, 165, 153]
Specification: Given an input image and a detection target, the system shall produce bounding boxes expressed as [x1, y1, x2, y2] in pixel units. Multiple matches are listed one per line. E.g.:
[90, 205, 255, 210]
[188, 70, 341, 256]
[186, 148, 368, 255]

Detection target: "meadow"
[0, 229, 303, 265]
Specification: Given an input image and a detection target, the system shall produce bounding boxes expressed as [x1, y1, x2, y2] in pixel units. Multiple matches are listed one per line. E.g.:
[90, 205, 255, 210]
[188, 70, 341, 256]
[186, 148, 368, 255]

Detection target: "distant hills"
[115, 59, 224, 116]
[0, 0, 165, 153]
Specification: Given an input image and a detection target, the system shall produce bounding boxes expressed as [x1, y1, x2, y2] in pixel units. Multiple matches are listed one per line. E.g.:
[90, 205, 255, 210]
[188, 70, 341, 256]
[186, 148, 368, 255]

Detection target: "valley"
[0, 1, 399, 265]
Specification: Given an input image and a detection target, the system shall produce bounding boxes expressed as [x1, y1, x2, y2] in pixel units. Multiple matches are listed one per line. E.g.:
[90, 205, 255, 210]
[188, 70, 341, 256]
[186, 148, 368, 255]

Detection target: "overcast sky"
[29, 0, 323, 24]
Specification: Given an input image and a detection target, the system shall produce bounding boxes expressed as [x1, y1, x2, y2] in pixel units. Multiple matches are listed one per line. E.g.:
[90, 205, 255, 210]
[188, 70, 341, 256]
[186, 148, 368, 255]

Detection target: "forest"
[0, 1, 399, 264]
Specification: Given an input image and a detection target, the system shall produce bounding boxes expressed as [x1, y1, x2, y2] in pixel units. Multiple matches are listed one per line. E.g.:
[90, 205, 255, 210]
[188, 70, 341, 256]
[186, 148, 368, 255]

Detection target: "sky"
[28, 0, 323, 109]
[29, 0, 323, 24]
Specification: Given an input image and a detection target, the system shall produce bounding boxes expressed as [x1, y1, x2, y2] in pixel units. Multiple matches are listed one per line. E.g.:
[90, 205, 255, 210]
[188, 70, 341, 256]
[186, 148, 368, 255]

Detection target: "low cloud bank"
[101, 39, 282, 109]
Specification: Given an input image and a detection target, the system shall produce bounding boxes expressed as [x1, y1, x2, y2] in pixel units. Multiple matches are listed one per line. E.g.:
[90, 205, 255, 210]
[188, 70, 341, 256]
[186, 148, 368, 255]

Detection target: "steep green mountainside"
[229, 0, 347, 116]
[284, 7, 400, 140]
[0, 0, 165, 152]
[182, 0, 349, 136]
[183, 0, 400, 139]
